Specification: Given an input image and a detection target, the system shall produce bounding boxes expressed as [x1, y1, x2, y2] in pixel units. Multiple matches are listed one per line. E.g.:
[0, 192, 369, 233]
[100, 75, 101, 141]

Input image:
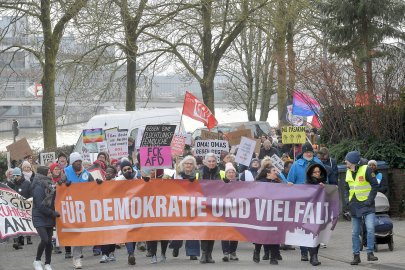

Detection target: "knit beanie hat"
[120, 160, 132, 172]
[302, 142, 314, 153]
[22, 160, 31, 169]
[345, 151, 361, 164]
[69, 152, 82, 165]
[224, 162, 236, 174]
[49, 162, 59, 173]
[12, 167, 22, 176]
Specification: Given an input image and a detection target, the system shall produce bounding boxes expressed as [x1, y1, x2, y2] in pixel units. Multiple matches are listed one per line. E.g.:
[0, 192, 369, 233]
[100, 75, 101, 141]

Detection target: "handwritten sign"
[270, 154, 284, 174]
[281, 126, 306, 144]
[194, 140, 229, 162]
[140, 125, 176, 147]
[235, 137, 256, 167]
[40, 152, 56, 166]
[171, 135, 186, 156]
[139, 146, 172, 169]
[105, 128, 129, 160]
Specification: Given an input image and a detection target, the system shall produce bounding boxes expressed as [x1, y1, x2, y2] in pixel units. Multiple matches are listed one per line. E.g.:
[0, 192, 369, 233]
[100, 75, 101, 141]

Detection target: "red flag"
[311, 114, 322, 129]
[182, 91, 218, 130]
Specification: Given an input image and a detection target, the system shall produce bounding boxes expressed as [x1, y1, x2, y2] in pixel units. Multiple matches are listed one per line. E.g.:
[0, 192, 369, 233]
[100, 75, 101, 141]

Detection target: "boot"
[350, 254, 361, 265]
[206, 252, 215, 263]
[310, 254, 321, 266]
[13, 239, 23, 250]
[199, 251, 207, 264]
[262, 251, 269, 260]
[253, 250, 260, 263]
[26, 236, 33, 245]
[367, 252, 378, 261]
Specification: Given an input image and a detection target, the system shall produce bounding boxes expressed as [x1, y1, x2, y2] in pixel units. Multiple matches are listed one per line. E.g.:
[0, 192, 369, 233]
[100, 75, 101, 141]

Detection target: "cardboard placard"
[225, 129, 253, 146]
[6, 138, 33, 161]
[40, 152, 56, 166]
[140, 125, 176, 147]
[281, 126, 306, 144]
[235, 137, 257, 167]
[201, 130, 220, 140]
[105, 128, 129, 160]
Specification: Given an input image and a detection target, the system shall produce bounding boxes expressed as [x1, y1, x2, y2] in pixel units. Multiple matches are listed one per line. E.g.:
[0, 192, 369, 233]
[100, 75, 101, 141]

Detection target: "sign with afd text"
[140, 125, 176, 147]
[55, 180, 339, 247]
[139, 146, 172, 169]
[0, 185, 37, 242]
[281, 126, 306, 144]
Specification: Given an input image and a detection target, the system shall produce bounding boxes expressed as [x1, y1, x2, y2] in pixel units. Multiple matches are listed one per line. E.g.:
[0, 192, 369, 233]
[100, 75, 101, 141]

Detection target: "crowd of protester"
[3, 127, 385, 269]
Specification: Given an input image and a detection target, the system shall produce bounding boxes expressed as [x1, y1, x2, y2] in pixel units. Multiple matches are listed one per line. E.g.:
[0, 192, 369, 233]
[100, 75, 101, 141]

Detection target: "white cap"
[69, 152, 83, 165]
[224, 162, 236, 174]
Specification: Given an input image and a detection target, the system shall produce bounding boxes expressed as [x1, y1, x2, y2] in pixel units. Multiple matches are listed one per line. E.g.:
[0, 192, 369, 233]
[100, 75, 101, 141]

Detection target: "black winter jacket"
[31, 174, 57, 228]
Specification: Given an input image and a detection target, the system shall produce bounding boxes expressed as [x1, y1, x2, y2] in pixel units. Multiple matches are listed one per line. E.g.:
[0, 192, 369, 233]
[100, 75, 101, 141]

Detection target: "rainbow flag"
[82, 128, 104, 144]
[292, 91, 320, 116]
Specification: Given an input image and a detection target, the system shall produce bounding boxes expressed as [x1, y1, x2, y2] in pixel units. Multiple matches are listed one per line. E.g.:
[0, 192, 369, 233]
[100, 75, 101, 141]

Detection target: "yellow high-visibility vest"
[345, 165, 371, 202]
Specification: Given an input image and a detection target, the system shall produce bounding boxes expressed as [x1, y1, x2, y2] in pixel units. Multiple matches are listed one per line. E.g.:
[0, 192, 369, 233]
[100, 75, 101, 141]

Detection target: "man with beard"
[59, 152, 95, 269]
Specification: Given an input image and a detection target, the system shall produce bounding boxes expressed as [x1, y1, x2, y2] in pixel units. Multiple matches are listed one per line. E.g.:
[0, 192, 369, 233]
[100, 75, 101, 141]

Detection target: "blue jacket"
[287, 157, 323, 184]
[31, 174, 57, 228]
[64, 165, 93, 183]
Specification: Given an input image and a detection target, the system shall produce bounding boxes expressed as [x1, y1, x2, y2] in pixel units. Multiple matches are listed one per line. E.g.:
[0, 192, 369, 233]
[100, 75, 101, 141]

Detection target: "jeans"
[125, 242, 137, 255]
[352, 212, 375, 254]
[221, 241, 238, 254]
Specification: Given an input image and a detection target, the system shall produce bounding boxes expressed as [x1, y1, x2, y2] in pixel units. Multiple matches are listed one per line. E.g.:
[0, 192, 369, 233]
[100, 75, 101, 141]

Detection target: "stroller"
[361, 192, 394, 252]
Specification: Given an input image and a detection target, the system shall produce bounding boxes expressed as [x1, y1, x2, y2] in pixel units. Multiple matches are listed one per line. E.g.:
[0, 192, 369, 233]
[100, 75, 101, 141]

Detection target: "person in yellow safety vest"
[343, 151, 379, 265]
[198, 153, 225, 264]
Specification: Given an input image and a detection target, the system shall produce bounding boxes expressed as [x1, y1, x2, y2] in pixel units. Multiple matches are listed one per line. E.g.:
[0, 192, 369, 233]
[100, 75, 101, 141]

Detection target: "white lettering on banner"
[59, 196, 330, 225]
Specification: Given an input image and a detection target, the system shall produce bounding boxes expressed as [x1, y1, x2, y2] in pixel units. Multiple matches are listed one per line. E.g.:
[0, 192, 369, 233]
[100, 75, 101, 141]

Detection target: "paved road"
[1, 219, 404, 270]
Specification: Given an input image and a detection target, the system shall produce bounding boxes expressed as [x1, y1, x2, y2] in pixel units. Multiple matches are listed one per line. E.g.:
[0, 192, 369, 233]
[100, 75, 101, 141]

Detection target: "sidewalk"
[1, 219, 404, 270]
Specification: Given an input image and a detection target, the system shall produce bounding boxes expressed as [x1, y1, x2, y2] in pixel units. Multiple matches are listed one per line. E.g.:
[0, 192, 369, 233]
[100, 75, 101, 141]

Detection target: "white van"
[73, 108, 184, 154]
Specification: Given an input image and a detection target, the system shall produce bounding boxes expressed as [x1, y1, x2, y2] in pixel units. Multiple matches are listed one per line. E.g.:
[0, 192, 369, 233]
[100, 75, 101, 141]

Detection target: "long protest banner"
[0, 184, 36, 242]
[55, 180, 339, 247]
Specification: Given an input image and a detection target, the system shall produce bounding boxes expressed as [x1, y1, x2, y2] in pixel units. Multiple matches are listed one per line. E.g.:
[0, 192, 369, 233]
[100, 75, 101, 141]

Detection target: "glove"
[53, 211, 60, 218]
[65, 181, 72, 187]
[96, 178, 103, 185]
[57, 180, 63, 186]
[223, 178, 230, 183]
[142, 176, 150, 182]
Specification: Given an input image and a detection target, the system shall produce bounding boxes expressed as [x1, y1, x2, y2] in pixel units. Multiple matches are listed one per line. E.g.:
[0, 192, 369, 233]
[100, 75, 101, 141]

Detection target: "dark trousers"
[101, 244, 116, 256]
[201, 240, 215, 254]
[35, 227, 53, 265]
[221, 241, 238, 254]
[300, 246, 308, 256]
[309, 245, 320, 257]
[255, 244, 280, 259]
[170, 240, 201, 256]
[147, 241, 169, 256]
[125, 242, 137, 255]
[65, 246, 71, 253]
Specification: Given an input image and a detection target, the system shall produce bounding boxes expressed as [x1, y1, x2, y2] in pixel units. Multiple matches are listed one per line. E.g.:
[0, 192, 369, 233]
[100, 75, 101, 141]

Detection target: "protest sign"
[55, 180, 339, 247]
[254, 138, 262, 154]
[281, 126, 306, 144]
[6, 138, 33, 161]
[235, 137, 256, 167]
[82, 145, 91, 162]
[140, 125, 176, 147]
[201, 130, 220, 140]
[171, 134, 186, 156]
[139, 146, 173, 169]
[184, 133, 192, 145]
[226, 129, 252, 146]
[105, 128, 129, 160]
[97, 141, 108, 153]
[135, 127, 145, 149]
[270, 154, 284, 174]
[194, 140, 229, 161]
[40, 152, 56, 166]
[0, 185, 36, 242]
[82, 128, 104, 144]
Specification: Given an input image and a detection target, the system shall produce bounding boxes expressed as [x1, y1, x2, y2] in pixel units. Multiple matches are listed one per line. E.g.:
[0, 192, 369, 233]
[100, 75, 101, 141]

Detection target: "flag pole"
[178, 91, 187, 134]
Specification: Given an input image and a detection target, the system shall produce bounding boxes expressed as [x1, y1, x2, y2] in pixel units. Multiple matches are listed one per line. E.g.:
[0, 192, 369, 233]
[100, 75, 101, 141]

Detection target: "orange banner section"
[55, 180, 248, 246]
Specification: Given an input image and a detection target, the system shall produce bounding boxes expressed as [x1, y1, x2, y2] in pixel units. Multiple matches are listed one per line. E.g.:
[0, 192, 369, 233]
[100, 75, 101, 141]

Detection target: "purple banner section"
[198, 180, 340, 246]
